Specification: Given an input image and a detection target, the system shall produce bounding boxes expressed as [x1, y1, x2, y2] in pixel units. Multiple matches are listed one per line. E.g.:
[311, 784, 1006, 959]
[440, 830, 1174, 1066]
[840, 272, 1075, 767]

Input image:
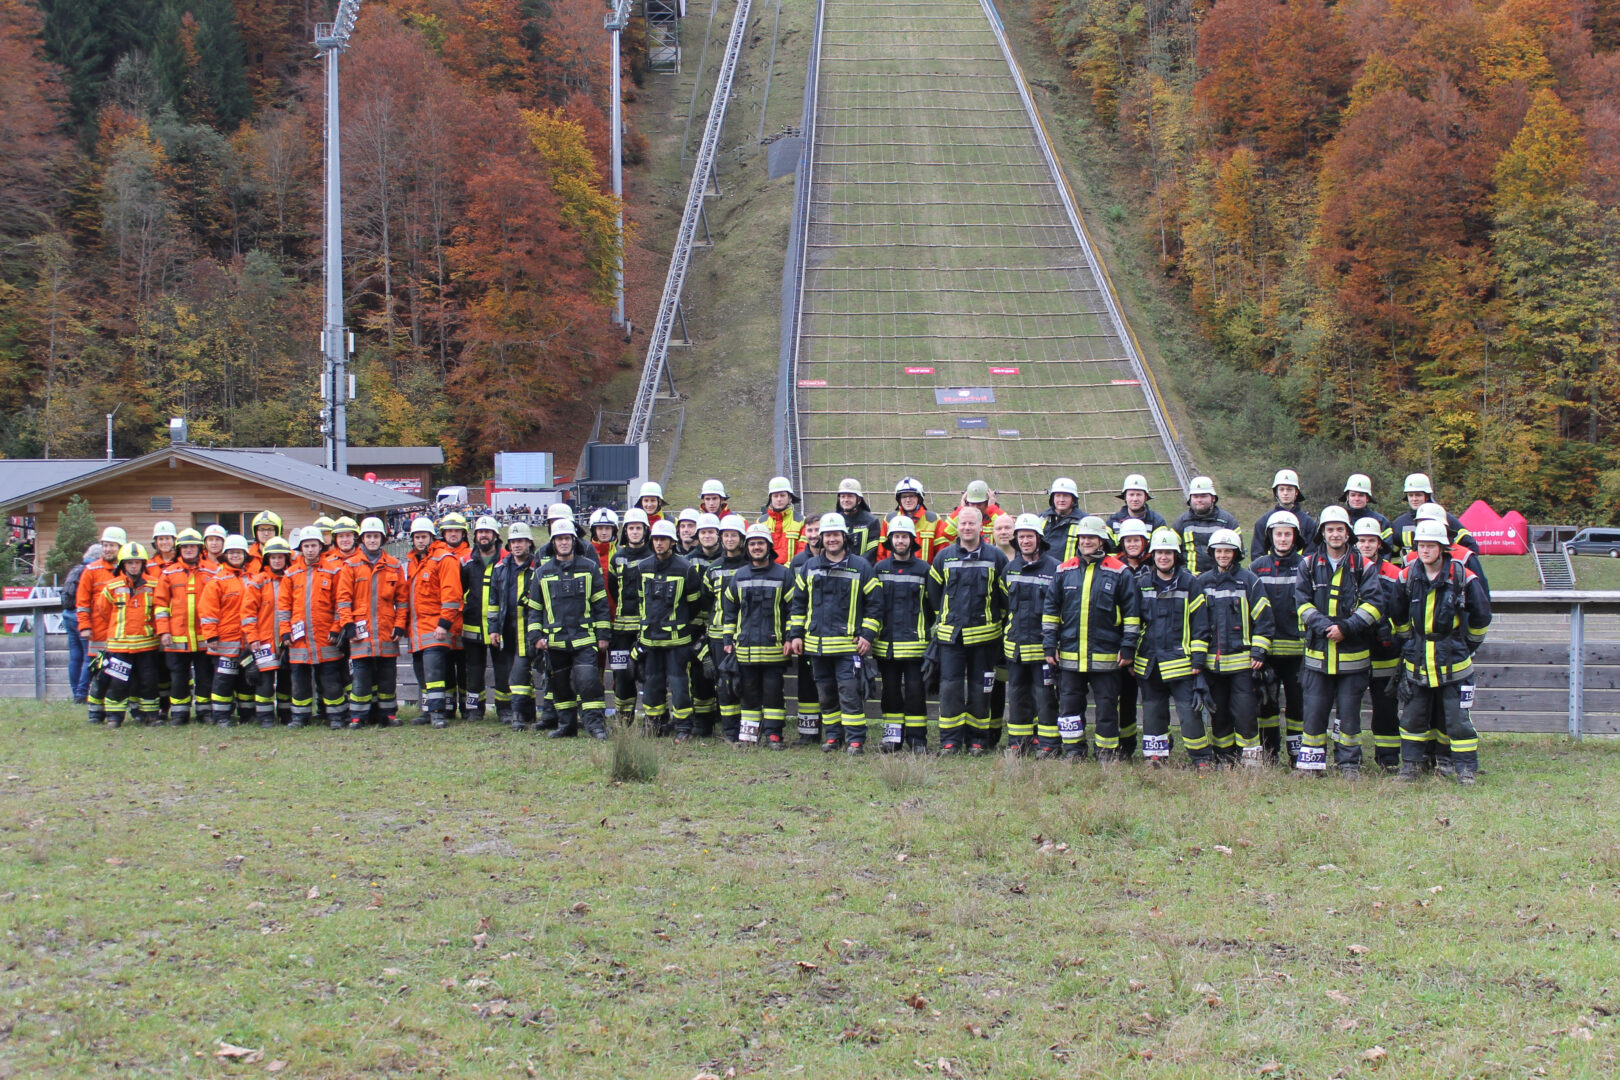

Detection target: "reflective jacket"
[839, 500, 887, 562]
[1295, 549, 1382, 674]
[242, 570, 291, 671]
[526, 554, 609, 650]
[405, 542, 463, 652]
[1104, 505, 1168, 544]
[721, 560, 796, 664]
[758, 504, 807, 564]
[154, 559, 213, 653]
[791, 551, 878, 655]
[1039, 507, 1085, 564]
[335, 550, 408, 659]
[607, 541, 650, 633]
[199, 564, 252, 657]
[1042, 552, 1141, 671]
[460, 549, 503, 642]
[1170, 506, 1240, 575]
[1390, 510, 1478, 558]
[885, 506, 949, 564]
[97, 574, 160, 653]
[280, 560, 343, 664]
[869, 554, 931, 659]
[1331, 505, 1392, 547]
[1250, 551, 1306, 658]
[77, 556, 120, 649]
[1250, 505, 1318, 561]
[703, 551, 750, 643]
[1193, 565, 1273, 674]
[491, 553, 540, 658]
[1367, 557, 1405, 676]
[943, 501, 1003, 543]
[1133, 567, 1208, 681]
[927, 542, 1008, 647]
[1388, 557, 1492, 687]
[1003, 550, 1058, 662]
[635, 551, 708, 648]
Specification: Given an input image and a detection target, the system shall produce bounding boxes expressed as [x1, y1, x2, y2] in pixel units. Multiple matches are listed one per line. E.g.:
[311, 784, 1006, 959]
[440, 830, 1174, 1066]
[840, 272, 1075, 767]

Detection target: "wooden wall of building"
[28, 461, 351, 574]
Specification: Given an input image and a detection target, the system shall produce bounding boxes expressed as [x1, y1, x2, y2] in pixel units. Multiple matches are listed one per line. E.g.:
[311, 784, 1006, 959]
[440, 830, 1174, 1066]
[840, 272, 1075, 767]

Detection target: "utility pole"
[315, 0, 364, 473]
[606, 0, 634, 328]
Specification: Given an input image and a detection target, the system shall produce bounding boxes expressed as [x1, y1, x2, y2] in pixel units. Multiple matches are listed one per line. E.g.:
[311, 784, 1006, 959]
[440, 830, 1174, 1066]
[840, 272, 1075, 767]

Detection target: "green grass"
[4, 701, 1619, 1077]
[1478, 555, 1620, 591]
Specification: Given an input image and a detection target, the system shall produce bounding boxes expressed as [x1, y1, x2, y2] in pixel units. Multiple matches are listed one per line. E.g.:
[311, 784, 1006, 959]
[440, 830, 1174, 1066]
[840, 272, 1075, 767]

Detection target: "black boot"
[549, 709, 579, 738]
[583, 711, 609, 740]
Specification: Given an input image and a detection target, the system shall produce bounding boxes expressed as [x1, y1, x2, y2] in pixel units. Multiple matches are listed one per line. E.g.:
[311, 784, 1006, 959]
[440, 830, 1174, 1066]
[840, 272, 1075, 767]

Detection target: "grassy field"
[795, 0, 1182, 514]
[4, 701, 1618, 1078]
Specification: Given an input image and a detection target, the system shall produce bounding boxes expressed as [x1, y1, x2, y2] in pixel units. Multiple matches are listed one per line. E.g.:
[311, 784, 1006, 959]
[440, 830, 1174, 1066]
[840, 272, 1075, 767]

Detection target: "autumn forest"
[1, 0, 1618, 518]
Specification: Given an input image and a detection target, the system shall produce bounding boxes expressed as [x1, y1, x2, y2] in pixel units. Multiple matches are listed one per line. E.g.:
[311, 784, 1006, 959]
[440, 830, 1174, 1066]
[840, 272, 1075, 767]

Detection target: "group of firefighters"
[74, 467, 1492, 783]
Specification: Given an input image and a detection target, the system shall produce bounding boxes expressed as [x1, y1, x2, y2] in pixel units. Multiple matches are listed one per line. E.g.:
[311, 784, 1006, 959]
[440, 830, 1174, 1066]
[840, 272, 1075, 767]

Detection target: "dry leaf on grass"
[1214, 845, 1233, 855]
[1360, 1045, 1388, 1063]
[472, 932, 488, 949]
[795, 960, 818, 972]
[214, 1041, 263, 1063]
[1347, 944, 1370, 955]
[904, 993, 928, 1010]
[1325, 989, 1353, 1006]
[266, 1062, 287, 1073]
[1259, 1063, 1283, 1075]
[965, 1022, 986, 1039]
[305, 885, 319, 900]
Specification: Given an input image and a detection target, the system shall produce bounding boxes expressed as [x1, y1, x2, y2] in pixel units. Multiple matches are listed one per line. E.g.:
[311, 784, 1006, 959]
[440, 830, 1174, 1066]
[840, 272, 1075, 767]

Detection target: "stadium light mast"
[314, 0, 363, 473]
[605, 0, 634, 328]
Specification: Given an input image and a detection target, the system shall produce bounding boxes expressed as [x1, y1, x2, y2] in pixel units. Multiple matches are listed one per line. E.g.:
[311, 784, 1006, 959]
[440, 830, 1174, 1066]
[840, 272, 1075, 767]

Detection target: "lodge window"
[193, 512, 247, 534]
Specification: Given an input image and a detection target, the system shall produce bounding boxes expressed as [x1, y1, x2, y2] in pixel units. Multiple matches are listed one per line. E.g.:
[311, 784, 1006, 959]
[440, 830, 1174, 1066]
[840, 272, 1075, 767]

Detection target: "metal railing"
[1487, 591, 1620, 739]
[0, 595, 59, 701]
[626, 0, 756, 448]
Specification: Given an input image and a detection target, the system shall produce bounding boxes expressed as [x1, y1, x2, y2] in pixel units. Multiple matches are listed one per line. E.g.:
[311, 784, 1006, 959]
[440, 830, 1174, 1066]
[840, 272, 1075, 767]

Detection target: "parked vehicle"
[1564, 527, 1620, 558]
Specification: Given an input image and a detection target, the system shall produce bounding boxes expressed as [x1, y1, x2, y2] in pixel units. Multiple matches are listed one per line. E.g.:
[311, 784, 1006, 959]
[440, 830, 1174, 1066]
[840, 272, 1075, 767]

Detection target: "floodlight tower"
[314, 0, 363, 473]
[605, 0, 634, 327]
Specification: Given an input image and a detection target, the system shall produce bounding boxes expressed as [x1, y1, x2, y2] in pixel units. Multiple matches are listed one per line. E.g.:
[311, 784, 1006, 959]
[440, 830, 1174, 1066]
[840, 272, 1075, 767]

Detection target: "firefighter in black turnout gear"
[870, 515, 932, 752]
[526, 520, 611, 739]
[1171, 475, 1240, 575]
[1294, 506, 1384, 776]
[928, 505, 1009, 755]
[633, 519, 709, 740]
[720, 524, 797, 747]
[607, 509, 652, 723]
[1251, 512, 1307, 762]
[1195, 529, 1274, 766]
[1042, 515, 1140, 760]
[1250, 469, 1318, 561]
[1135, 528, 1213, 766]
[460, 516, 504, 720]
[790, 513, 880, 754]
[1002, 514, 1058, 756]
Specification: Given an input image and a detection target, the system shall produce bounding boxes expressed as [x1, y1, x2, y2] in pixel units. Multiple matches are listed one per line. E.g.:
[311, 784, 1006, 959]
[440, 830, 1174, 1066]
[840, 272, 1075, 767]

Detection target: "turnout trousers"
[1300, 668, 1368, 771]
[737, 661, 787, 742]
[1139, 668, 1210, 764]
[165, 650, 213, 724]
[937, 641, 998, 748]
[1055, 668, 1121, 757]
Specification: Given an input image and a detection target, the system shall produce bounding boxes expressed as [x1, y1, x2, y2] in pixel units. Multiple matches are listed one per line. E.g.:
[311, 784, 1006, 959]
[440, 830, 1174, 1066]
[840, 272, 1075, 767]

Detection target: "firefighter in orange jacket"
[758, 476, 806, 563]
[77, 526, 126, 725]
[439, 511, 472, 720]
[335, 517, 409, 727]
[154, 528, 213, 725]
[405, 515, 463, 727]
[243, 537, 294, 726]
[245, 511, 284, 574]
[889, 476, 949, 563]
[199, 535, 255, 726]
[94, 542, 163, 728]
[281, 527, 347, 729]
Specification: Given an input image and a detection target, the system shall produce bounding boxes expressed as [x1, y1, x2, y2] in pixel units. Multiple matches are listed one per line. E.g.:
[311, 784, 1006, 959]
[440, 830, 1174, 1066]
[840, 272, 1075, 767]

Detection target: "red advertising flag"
[989, 366, 1019, 375]
[1456, 500, 1529, 555]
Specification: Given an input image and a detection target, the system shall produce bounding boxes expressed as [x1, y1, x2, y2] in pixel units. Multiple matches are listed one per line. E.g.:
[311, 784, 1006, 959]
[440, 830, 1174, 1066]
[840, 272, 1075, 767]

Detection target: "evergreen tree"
[44, 495, 97, 580]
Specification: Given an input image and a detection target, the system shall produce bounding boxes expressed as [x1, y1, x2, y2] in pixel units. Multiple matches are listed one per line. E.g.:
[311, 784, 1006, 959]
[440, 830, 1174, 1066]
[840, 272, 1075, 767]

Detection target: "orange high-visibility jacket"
[154, 560, 214, 652]
[199, 564, 252, 657]
[242, 570, 291, 670]
[405, 541, 464, 652]
[336, 550, 409, 658]
[96, 574, 161, 653]
[279, 561, 343, 664]
[76, 557, 119, 648]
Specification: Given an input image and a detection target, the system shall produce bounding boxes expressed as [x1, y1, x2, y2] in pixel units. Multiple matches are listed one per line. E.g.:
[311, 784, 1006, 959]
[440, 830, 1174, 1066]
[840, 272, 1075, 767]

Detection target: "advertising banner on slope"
[1457, 500, 1529, 555]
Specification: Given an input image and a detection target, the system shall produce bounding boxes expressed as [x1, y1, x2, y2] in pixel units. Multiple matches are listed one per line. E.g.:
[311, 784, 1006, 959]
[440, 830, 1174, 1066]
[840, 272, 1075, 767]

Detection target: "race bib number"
[104, 656, 132, 683]
[252, 644, 275, 665]
[982, 670, 997, 693]
[740, 717, 760, 743]
[609, 649, 631, 671]
[353, 621, 369, 642]
[1328, 713, 1343, 740]
[1459, 683, 1475, 711]
[882, 722, 903, 745]
[797, 715, 820, 735]
[290, 620, 306, 642]
[1057, 715, 1084, 739]
[1285, 734, 1303, 759]
[1142, 733, 1170, 758]
[1296, 744, 1327, 770]
[1042, 664, 1054, 687]
[216, 657, 240, 676]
